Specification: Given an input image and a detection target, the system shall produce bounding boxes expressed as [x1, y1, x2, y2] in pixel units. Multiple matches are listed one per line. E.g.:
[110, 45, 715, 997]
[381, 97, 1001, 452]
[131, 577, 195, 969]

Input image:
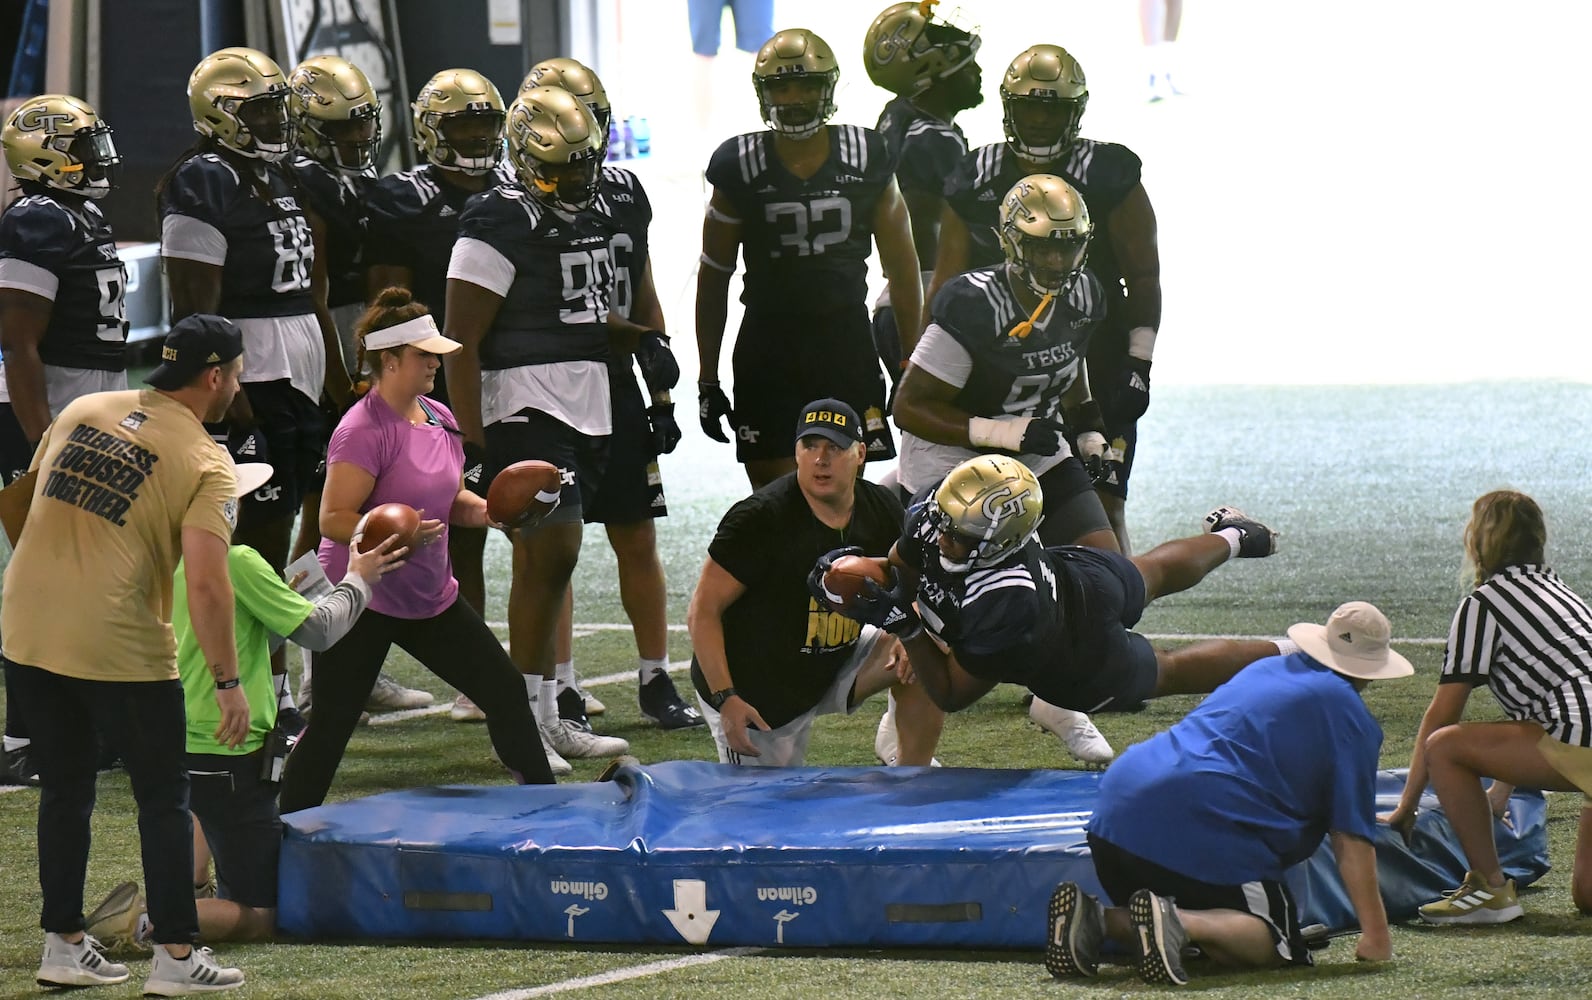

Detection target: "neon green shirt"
[174, 545, 313, 755]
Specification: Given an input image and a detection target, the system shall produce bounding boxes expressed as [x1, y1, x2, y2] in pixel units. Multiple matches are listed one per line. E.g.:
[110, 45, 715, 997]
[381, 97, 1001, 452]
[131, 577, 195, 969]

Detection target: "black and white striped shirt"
[1440, 565, 1592, 747]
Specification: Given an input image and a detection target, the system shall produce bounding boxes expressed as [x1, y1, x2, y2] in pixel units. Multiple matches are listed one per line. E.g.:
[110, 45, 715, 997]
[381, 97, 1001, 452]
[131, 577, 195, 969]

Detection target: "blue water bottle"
[606, 118, 622, 160]
[621, 117, 636, 159]
[632, 116, 651, 157]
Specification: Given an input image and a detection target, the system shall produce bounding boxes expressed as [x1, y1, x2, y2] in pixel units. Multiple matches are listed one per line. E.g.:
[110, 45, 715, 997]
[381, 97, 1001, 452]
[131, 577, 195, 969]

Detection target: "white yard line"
[471, 947, 763, 1000]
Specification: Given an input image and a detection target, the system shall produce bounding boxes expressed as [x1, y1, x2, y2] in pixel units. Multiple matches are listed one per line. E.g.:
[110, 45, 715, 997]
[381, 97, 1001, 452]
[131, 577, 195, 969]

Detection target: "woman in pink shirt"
[279, 288, 555, 812]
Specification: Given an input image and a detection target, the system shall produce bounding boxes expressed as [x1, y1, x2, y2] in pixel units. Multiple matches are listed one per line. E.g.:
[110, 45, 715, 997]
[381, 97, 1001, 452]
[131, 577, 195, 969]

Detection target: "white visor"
[364, 314, 462, 355]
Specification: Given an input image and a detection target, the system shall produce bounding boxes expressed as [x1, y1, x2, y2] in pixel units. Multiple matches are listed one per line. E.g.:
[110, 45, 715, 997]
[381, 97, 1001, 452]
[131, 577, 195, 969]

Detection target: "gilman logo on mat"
[756, 886, 818, 905]
[549, 879, 608, 901]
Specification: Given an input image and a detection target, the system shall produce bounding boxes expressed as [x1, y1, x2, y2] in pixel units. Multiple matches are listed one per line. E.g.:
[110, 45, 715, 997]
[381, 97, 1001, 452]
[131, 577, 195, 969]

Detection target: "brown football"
[822, 554, 891, 606]
[354, 502, 420, 552]
[487, 460, 564, 528]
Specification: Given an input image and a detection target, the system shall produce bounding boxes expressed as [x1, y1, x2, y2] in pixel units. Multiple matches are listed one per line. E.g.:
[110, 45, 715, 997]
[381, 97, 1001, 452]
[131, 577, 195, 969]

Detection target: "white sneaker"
[365, 673, 434, 712]
[873, 711, 942, 767]
[544, 719, 629, 759]
[449, 693, 487, 722]
[142, 945, 244, 995]
[37, 932, 129, 988]
[539, 727, 573, 777]
[572, 677, 606, 716]
[1030, 699, 1115, 764]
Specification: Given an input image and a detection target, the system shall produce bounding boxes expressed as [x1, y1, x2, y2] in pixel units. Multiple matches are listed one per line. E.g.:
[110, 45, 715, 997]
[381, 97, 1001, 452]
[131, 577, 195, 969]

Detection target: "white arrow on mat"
[662, 879, 719, 944]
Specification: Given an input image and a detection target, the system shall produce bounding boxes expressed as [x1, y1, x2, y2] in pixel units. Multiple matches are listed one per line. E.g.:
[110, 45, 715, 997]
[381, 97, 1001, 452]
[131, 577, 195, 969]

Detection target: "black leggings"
[278, 598, 553, 814]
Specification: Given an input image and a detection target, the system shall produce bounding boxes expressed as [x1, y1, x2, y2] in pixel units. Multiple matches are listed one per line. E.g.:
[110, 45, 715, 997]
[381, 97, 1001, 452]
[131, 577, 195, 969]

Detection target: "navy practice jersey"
[160, 153, 315, 319]
[704, 125, 893, 314]
[897, 500, 1060, 676]
[929, 264, 1107, 421]
[0, 188, 127, 371]
[875, 95, 967, 201]
[592, 165, 652, 321]
[363, 163, 511, 326]
[943, 139, 1141, 295]
[290, 155, 372, 309]
[458, 183, 618, 370]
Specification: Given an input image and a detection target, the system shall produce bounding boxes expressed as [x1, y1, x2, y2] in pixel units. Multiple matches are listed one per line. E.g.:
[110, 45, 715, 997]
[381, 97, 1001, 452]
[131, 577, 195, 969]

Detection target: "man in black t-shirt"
[688, 399, 941, 766]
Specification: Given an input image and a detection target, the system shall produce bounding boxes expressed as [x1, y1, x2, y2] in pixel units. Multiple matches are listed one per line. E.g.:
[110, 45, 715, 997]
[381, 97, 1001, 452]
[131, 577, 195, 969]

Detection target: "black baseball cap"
[145, 314, 244, 391]
[795, 398, 864, 448]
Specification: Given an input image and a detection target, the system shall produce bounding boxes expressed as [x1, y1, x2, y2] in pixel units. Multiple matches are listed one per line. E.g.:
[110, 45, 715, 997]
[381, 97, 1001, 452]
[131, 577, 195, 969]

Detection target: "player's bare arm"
[875, 179, 924, 358]
[1107, 182, 1162, 335]
[893, 363, 978, 445]
[899, 632, 997, 712]
[441, 277, 504, 447]
[694, 188, 742, 384]
[923, 204, 971, 326]
[306, 208, 352, 407]
[0, 287, 54, 443]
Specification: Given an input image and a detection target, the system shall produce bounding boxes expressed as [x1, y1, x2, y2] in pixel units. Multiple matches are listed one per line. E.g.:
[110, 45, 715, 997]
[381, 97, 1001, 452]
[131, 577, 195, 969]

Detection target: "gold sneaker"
[1418, 871, 1523, 925]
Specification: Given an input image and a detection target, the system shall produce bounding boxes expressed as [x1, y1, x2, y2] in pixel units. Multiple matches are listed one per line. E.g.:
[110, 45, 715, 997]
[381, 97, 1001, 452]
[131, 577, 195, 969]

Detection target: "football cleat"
[365, 673, 434, 712]
[538, 728, 573, 777]
[1045, 881, 1105, 978]
[544, 719, 629, 760]
[449, 693, 487, 722]
[873, 709, 942, 767]
[1203, 506, 1279, 558]
[1030, 699, 1115, 765]
[638, 672, 706, 730]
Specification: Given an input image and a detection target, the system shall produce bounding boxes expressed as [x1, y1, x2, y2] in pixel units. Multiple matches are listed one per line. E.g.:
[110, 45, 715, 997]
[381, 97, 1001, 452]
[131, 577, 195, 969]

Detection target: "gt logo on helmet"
[15, 108, 74, 134]
[980, 484, 1033, 522]
[872, 22, 914, 64]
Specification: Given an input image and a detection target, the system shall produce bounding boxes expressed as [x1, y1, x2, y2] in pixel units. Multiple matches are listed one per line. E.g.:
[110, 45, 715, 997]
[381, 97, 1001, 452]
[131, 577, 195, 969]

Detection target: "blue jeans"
[5, 659, 198, 944]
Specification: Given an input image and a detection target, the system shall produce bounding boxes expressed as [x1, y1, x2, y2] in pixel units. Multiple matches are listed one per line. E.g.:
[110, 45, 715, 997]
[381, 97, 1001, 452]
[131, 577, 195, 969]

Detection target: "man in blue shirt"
[1047, 602, 1410, 985]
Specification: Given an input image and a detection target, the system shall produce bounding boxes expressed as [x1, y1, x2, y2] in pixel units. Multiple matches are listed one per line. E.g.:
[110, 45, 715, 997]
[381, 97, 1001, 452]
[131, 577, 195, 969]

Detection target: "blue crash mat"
[276, 762, 1548, 948]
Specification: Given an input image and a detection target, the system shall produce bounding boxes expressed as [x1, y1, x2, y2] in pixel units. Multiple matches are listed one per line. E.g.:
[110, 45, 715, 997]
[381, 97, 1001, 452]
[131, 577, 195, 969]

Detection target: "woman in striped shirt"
[1383, 490, 1592, 924]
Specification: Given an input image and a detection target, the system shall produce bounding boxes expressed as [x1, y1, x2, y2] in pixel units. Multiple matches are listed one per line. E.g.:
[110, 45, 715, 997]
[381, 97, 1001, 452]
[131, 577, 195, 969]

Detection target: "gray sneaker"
[142, 945, 244, 996]
[539, 727, 573, 776]
[1045, 881, 1105, 978]
[545, 719, 629, 759]
[1130, 889, 1191, 986]
[37, 932, 129, 988]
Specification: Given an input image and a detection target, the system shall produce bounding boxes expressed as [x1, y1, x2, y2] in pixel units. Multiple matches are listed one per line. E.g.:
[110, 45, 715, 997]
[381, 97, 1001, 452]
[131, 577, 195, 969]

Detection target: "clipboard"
[0, 470, 38, 548]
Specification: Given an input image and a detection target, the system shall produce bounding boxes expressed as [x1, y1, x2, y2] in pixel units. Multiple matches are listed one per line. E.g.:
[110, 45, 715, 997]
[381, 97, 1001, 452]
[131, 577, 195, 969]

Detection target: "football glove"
[806, 546, 865, 612]
[698, 380, 734, 443]
[1083, 440, 1127, 491]
[636, 330, 680, 397]
[852, 574, 923, 638]
[1019, 416, 1067, 457]
[1113, 358, 1152, 423]
[647, 402, 682, 455]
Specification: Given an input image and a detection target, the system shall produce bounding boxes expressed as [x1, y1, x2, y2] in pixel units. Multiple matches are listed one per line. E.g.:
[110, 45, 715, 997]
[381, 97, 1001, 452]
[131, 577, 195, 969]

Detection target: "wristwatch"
[707, 687, 738, 710]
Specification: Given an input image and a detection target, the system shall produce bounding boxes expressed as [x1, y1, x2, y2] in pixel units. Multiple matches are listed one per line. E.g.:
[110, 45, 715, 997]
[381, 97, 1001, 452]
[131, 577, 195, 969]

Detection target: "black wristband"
[1064, 399, 1107, 436]
[707, 686, 737, 710]
[215, 676, 241, 690]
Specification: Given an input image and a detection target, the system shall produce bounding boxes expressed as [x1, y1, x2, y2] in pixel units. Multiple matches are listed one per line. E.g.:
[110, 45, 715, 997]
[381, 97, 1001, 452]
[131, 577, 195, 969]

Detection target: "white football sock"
[3, 735, 28, 752]
[539, 680, 561, 728]
[638, 657, 668, 684]
[1216, 527, 1243, 560]
[523, 673, 541, 700]
[554, 660, 575, 694]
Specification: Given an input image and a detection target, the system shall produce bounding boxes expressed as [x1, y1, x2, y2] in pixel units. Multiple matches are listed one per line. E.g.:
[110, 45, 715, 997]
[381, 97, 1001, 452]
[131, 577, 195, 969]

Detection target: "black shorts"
[585, 363, 666, 524]
[1085, 321, 1141, 501]
[229, 380, 327, 529]
[187, 749, 282, 909]
[1035, 458, 1112, 545]
[730, 308, 893, 463]
[485, 408, 607, 526]
[1031, 546, 1158, 713]
[0, 403, 33, 485]
[1087, 832, 1313, 966]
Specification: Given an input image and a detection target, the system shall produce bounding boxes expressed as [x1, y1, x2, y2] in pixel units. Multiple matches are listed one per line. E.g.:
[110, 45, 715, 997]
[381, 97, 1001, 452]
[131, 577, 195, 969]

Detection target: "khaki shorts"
[1538, 733, 1592, 805]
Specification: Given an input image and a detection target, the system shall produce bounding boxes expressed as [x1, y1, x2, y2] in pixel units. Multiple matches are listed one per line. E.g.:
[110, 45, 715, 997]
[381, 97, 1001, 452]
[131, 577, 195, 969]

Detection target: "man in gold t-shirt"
[2, 313, 251, 993]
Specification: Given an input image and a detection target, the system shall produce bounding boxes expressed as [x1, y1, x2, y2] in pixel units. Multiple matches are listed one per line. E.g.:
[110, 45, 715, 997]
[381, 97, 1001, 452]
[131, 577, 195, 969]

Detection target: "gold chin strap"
[532, 176, 557, 194]
[1008, 292, 1054, 340]
[918, 0, 938, 15]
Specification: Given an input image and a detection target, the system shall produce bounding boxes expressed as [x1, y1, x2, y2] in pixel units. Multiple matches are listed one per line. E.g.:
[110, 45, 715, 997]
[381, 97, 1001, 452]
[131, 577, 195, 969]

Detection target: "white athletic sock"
[2, 735, 28, 752]
[554, 660, 575, 695]
[523, 672, 541, 701]
[539, 680, 561, 728]
[1216, 527, 1243, 560]
[638, 657, 668, 684]
[275, 672, 297, 712]
[1274, 638, 1301, 656]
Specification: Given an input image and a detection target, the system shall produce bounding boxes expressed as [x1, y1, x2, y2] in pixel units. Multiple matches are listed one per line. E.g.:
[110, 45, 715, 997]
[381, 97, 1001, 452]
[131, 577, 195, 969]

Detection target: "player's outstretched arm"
[899, 633, 997, 712]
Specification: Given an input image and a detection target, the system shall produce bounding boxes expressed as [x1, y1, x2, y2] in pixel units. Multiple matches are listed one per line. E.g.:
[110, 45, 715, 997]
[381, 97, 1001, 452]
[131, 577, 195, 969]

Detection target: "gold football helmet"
[2, 94, 119, 198]
[998, 173, 1092, 297]
[505, 86, 603, 213]
[1000, 44, 1087, 162]
[412, 69, 506, 175]
[929, 455, 1044, 572]
[521, 57, 612, 156]
[188, 47, 292, 162]
[863, 2, 981, 99]
[288, 54, 382, 173]
[752, 29, 839, 139]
